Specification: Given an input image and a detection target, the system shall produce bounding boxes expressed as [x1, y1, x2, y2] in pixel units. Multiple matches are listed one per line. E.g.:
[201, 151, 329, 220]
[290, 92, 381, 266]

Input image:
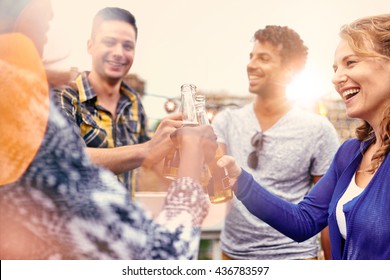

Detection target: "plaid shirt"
[53, 72, 150, 197]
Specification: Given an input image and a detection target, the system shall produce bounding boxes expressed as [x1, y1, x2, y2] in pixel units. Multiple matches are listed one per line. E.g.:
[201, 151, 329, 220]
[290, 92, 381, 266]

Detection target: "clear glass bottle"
[194, 95, 211, 191]
[162, 84, 198, 180]
[195, 94, 209, 125]
[181, 84, 198, 126]
[195, 94, 232, 204]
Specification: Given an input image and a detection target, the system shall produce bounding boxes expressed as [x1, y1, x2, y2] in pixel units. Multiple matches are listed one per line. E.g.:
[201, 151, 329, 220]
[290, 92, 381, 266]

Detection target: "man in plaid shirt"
[54, 7, 180, 197]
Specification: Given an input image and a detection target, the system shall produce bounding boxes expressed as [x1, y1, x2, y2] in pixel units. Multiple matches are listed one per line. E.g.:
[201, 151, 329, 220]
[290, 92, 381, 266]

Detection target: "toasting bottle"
[162, 84, 198, 180]
[195, 94, 232, 204]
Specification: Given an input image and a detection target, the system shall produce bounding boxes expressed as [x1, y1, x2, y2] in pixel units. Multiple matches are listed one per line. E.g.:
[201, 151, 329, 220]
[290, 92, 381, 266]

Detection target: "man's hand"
[142, 113, 182, 167]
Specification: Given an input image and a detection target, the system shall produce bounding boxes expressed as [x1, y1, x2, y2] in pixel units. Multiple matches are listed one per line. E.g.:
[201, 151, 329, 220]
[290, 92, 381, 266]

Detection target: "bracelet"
[163, 177, 209, 225]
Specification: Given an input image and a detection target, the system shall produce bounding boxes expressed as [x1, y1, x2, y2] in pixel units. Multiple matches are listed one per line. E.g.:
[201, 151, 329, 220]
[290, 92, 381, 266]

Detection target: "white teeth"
[342, 89, 360, 98]
[108, 61, 124, 66]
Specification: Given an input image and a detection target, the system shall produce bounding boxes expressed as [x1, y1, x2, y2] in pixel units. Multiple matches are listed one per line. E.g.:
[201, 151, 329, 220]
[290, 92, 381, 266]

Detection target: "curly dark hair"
[253, 25, 308, 74]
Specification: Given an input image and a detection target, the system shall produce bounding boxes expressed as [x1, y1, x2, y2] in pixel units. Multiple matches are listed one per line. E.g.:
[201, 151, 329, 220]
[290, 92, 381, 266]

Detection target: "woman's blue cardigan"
[234, 139, 390, 259]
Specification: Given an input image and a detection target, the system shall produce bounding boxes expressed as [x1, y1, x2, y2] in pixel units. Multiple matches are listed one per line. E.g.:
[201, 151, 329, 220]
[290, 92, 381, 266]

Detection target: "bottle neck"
[195, 94, 209, 125]
[181, 89, 198, 125]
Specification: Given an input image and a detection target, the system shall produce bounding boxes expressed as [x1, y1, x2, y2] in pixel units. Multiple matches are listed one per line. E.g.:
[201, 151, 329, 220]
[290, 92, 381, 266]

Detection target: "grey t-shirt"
[212, 103, 340, 259]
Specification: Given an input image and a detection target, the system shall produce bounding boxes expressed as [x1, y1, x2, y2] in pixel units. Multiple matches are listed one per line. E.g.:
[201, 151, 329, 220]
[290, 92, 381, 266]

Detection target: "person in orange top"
[0, 0, 52, 185]
[0, 0, 215, 259]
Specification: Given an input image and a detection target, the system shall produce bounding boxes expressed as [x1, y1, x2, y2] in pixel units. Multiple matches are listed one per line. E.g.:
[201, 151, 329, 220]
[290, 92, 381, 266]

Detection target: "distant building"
[61, 69, 361, 143]
[317, 95, 362, 143]
[123, 73, 146, 97]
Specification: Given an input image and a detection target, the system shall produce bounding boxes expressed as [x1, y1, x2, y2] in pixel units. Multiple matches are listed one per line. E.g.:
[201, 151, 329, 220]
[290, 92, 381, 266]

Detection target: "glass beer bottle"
[194, 95, 211, 191]
[195, 94, 232, 204]
[162, 84, 198, 180]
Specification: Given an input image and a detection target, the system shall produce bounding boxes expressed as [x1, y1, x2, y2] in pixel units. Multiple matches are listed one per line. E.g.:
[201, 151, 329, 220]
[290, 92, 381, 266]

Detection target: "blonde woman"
[220, 14, 390, 260]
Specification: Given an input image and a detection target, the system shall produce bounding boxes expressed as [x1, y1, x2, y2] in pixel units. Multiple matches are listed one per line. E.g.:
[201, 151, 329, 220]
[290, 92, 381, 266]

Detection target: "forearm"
[154, 177, 209, 259]
[320, 227, 332, 260]
[177, 146, 204, 182]
[234, 169, 322, 242]
[86, 142, 150, 174]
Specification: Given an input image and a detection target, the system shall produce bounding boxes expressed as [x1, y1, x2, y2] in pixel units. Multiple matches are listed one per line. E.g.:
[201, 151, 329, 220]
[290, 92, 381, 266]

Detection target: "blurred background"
[42, 0, 389, 259]
[45, 0, 389, 141]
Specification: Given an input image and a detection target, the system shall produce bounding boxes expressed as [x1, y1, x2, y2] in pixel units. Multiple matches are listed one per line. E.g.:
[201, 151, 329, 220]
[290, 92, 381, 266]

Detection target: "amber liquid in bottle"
[207, 147, 232, 203]
[162, 84, 198, 180]
[195, 94, 232, 203]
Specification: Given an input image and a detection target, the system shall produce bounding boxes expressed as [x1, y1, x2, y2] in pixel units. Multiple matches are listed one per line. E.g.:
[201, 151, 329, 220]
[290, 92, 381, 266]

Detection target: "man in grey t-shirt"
[212, 26, 339, 260]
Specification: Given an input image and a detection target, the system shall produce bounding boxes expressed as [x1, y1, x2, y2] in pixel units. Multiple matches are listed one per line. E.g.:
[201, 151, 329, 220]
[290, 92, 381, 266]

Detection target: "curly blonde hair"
[340, 14, 390, 172]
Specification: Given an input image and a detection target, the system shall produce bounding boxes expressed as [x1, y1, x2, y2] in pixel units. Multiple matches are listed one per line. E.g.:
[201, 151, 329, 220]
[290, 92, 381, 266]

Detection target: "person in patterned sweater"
[0, 0, 216, 259]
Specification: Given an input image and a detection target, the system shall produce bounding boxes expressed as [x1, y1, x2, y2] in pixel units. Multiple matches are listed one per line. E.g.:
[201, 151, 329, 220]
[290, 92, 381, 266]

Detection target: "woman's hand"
[217, 155, 242, 185]
[171, 125, 218, 163]
[171, 125, 218, 180]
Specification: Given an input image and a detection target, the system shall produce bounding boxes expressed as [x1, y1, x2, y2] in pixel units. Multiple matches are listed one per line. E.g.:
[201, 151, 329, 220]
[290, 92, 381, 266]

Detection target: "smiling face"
[332, 39, 390, 126]
[88, 20, 136, 83]
[247, 40, 291, 97]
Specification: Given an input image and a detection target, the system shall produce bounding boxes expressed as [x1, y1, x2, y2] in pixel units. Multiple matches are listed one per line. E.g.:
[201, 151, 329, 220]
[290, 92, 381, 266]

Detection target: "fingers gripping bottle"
[162, 84, 198, 180]
[195, 94, 232, 204]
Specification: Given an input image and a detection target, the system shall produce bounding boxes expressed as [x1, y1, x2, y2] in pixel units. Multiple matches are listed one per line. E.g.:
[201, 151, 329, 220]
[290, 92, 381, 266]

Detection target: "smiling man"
[212, 25, 340, 260]
[54, 7, 181, 197]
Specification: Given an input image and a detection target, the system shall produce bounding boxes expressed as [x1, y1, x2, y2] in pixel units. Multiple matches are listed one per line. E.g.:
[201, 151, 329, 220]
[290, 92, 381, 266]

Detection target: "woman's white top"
[336, 173, 364, 239]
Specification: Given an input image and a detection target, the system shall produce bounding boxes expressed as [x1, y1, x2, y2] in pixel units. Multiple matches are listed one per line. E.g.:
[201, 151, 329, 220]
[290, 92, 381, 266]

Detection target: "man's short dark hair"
[91, 7, 138, 39]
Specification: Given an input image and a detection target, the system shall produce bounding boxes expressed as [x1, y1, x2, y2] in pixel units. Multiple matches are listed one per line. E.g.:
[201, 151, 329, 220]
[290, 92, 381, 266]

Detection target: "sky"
[45, 0, 390, 104]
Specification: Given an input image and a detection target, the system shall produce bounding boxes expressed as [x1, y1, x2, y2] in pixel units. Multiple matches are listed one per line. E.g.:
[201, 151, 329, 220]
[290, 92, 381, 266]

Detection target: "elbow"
[294, 236, 309, 243]
[287, 228, 317, 243]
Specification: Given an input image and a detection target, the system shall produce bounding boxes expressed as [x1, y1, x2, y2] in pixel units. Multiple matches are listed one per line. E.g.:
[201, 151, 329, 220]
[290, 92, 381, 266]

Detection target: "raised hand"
[217, 155, 242, 186]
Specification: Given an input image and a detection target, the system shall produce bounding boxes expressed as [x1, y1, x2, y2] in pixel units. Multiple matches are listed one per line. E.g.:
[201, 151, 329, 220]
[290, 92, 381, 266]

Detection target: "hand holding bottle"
[194, 94, 233, 203]
[142, 113, 182, 168]
[171, 125, 218, 164]
[216, 155, 243, 187]
[162, 84, 198, 179]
